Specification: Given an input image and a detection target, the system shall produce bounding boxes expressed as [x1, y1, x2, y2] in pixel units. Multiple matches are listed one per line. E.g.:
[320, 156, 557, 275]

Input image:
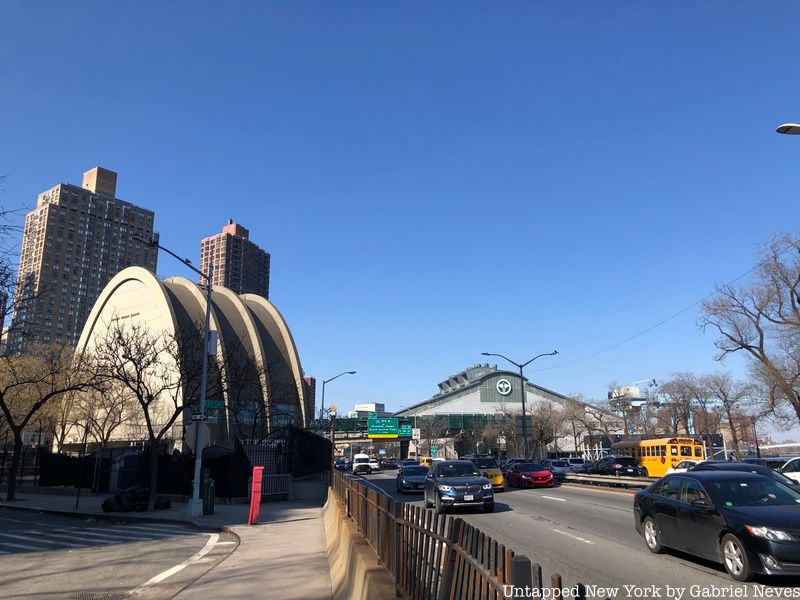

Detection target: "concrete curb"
[0, 501, 203, 528]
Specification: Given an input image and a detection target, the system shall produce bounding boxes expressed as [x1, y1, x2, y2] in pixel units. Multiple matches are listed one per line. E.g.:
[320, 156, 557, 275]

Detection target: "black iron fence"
[332, 470, 607, 600]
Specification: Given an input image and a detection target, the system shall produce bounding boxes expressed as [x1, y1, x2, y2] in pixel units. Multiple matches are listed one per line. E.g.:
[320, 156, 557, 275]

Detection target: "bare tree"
[416, 415, 448, 457]
[529, 402, 562, 459]
[659, 373, 699, 435]
[701, 235, 800, 426]
[563, 396, 588, 454]
[703, 373, 752, 458]
[0, 344, 98, 500]
[88, 320, 207, 511]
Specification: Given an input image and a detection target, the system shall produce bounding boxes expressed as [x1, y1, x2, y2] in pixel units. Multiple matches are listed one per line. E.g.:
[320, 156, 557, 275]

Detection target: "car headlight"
[401, 480, 408, 485]
[521, 475, 531, 479]
[438, 485, 453, 492]
[482, 483, 492, 490]
[746, 526, 795, 542]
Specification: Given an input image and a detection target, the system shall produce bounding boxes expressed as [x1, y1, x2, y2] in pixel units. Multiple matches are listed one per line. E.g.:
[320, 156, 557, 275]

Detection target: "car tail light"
[612, 463, 622, 469]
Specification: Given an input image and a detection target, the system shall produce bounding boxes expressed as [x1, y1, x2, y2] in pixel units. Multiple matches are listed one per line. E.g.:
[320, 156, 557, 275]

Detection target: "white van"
[352, 453, 372, 475]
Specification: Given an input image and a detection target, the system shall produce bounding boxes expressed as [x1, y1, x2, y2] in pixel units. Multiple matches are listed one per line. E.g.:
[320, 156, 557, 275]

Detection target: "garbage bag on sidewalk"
[101, 484, 172, 512]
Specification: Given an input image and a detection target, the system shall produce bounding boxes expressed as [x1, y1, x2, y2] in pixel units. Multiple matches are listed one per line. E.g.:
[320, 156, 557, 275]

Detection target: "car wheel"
[641, 467, 649, 477]
[434, 493, 446, 515]
[484, 502, 495, 513]
[642, 517, 664, 554]
[721, 534, 752, 582]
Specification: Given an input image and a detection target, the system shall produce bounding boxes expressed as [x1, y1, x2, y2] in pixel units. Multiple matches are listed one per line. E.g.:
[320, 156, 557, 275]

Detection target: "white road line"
[0, 532, 88, 548]
[0, 541, 51, 551]
[30, 531, 115, 545]
[541, 495, 567, 502]
[552, 529, 594, 545]
[215, 541, 237, 545]
[130, 533, 219, 594]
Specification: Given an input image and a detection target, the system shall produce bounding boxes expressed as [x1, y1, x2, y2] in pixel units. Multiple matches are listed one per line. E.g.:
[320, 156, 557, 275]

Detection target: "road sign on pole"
[185, 422, 210, 452]
[191, 412, 207, 422]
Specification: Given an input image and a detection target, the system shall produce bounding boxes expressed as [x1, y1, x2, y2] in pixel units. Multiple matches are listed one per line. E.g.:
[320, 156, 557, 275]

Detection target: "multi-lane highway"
[361, 470, 800, 597]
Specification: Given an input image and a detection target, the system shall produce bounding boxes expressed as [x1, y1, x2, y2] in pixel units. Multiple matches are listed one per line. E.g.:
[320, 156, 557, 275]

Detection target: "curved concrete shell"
[75, 267, 308, 446]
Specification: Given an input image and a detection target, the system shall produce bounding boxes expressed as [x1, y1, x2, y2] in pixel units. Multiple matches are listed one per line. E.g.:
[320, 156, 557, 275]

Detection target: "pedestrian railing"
[262, 474, 293, 498]
[331, 470, 608, 600]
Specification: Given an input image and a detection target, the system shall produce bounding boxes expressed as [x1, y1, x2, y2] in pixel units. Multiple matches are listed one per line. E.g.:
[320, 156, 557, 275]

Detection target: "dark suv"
[423, 460, 494, 514]
[587, 455, 646, 476]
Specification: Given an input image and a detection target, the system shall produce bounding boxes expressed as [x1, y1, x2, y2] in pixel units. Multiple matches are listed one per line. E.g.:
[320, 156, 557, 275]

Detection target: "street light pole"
[482, 351, 558, 459]
[319, 371, 356, 422]
[133, 234, 213, 518]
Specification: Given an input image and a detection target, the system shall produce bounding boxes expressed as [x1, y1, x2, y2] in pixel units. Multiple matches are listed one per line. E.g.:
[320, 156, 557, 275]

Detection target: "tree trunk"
[723, 406, 741, 457]
[148, 442, 158, 512]
[5, 431, 24, 501]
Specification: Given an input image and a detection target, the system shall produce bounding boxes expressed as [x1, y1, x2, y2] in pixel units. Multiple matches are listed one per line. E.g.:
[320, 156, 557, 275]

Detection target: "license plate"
[464, 494, 474, 501]
[626, 469, 633, 473]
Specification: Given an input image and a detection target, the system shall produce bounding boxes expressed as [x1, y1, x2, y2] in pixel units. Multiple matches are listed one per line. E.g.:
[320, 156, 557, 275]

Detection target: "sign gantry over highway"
[367, 414, 413, 439]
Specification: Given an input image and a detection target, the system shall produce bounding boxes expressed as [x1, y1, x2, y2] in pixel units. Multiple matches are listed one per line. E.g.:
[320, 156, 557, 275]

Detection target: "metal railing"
[262, 474, 293, 498]
[331, 470, 608, 600]
[564, 473, 652, 488]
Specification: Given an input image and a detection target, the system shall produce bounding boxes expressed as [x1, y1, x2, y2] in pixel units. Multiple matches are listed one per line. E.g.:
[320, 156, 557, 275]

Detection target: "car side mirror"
[426, 473, 433, 479]
[691, 498, 711, 509]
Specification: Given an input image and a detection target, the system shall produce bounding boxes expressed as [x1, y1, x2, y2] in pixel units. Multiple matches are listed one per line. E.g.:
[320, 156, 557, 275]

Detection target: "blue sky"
[2, 2, 800, 431]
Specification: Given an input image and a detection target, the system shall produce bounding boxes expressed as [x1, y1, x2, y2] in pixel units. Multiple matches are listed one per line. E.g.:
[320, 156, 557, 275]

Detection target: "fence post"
[393, 499, 402, 584]
[438, 517, 463, 600]
[511, 554, 533, 595]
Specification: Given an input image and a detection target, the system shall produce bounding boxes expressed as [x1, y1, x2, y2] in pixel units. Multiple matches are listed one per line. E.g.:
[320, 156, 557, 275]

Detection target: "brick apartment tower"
[303, 376, 316, 425]
[199, 219, 270, 298]
[10, 167, 158, 352]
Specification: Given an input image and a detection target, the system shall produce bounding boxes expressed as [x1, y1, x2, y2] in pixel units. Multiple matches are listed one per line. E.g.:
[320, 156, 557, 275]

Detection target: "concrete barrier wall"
[323, 490, 397, 600]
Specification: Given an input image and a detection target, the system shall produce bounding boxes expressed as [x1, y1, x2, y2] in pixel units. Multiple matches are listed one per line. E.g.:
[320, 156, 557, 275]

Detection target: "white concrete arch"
[241, 294, 307, 427]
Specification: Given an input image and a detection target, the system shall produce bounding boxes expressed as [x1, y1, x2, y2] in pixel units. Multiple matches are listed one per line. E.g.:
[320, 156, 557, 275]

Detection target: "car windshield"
[569, 459, 585, 464]
[402, 467, 428, 476]
[518, 463, 545, 471]
[437, 463, 480, 478]
[354, 458, 369, 464]
[551, 461, 569, 467]
[471, 458, 499, 469]
[706, 479, 800, 507]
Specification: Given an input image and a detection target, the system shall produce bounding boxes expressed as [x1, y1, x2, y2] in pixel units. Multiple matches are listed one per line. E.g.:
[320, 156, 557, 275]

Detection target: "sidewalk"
[0, 490, 334, 600]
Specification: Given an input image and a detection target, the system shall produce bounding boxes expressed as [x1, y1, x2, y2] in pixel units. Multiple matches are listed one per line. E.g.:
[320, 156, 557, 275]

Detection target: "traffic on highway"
[339, 453, 800, 596]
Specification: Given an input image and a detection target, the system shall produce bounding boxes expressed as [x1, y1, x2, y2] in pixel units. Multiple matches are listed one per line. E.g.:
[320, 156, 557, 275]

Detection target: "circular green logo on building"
[496, 379, 512, 396]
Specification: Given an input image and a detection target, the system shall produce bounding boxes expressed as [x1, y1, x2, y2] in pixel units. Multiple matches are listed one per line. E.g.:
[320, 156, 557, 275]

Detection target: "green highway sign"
[368, 416, 398, 439]
[398, 423, 413, 438]
[207, 400, 224, 409]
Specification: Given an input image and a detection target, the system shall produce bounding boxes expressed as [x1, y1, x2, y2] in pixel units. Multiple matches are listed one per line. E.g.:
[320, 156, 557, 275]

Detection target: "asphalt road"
[0, 509, 238, 600]
[362, 470, 800, 599]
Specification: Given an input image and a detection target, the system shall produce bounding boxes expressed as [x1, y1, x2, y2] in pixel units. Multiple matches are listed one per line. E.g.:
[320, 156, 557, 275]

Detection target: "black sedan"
[634, 471, 800, 581]
[396, 465, 428, 494]
[689, 461, 800, 492]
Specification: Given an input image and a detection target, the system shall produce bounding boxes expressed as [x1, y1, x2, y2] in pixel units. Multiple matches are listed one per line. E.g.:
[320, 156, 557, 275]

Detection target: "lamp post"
[481, 351, 558, 459]
[777, 123, 800, 135]
[319, 371, 356, 422]
[133, 235, 213, 518]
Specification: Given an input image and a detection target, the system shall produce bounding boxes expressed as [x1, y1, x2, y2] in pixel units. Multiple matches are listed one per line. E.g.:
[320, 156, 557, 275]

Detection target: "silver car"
[565, 457, 587, 473]
[543, 459, 570, 480]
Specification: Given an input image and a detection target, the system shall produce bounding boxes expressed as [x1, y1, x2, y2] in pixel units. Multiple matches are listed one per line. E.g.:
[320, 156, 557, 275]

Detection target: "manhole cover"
[68, 593, 129, 600]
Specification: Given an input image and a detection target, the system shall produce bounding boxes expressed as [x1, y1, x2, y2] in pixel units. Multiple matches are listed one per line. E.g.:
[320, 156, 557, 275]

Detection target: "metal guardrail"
[262, 474, 293, 498]
[564, 473, 652, 488]
[332, 470, 609, 600]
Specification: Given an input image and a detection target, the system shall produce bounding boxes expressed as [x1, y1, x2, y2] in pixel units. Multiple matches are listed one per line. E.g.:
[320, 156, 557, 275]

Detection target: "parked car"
[666, 460, 699, 474]
[461, 455, 505, 492]
[689, 461, 800, 492]
[565, 457, 588, 473]
[102, 485, 171, 512]
[506, 462, 555, 488]
[542, 459, 571, 480]
[423, 460, 494, 514]
[352, 453, 372, 475]
[587, 455, 646, 477]
[634, 471, 800, 581]
[396, 465, 428, 494]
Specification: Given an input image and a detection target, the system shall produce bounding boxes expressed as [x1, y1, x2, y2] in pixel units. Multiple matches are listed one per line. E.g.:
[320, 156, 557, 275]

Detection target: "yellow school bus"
[611, 437, 705, 477]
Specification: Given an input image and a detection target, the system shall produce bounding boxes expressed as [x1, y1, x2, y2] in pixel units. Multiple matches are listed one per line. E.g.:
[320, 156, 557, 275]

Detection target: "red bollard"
[248, 466, 263, 525]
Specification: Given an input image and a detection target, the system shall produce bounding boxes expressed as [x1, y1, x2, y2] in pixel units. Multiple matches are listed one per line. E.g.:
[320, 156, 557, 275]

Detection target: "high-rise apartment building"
[199, 219, 270, 298]
[10, 167, 158, 352]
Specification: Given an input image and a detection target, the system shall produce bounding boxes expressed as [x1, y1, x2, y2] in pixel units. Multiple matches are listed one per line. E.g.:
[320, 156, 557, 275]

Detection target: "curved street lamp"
[777, 123, 800, 135]
[320, 371, 357, 421]
[481, 351, 558, 459]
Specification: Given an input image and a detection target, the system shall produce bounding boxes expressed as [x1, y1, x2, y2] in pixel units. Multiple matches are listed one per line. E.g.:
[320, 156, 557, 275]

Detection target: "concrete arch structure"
[75, 267, 308, 446]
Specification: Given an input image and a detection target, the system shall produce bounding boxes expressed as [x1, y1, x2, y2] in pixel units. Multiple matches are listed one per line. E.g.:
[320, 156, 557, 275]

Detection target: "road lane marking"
[552, 529, 594, 545]
[216, 541, 237, 545]
[0, 541, 51, 551]
[130, 533, 219, 593]
[541, 495, 567, 502]
[52, 529, 161, 542]
[0, 532, 88, 548]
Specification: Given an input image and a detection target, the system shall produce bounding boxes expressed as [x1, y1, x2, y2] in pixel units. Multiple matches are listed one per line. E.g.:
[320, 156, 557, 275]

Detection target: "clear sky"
[2, 2, 800, 432]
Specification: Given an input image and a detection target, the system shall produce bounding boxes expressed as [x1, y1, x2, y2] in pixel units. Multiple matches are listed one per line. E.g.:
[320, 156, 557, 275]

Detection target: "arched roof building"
[75, 267, 307, 445]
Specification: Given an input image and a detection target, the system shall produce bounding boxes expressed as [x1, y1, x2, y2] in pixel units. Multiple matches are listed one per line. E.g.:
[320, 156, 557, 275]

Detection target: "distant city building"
[303, 376, 317, 423]
[10, 167, 157, 351]
[346, 402, 390, 419]
[199, 219, 270, 298]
